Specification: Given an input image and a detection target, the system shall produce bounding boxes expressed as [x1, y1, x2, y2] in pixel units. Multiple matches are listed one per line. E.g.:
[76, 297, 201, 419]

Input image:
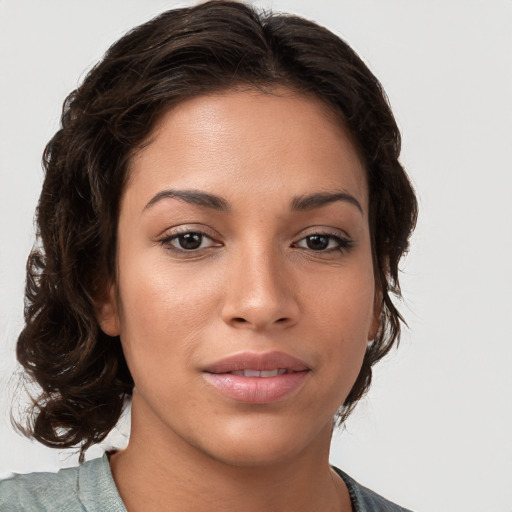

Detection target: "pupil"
[307, 235, 329, 250]
[179, 233, 202, 250]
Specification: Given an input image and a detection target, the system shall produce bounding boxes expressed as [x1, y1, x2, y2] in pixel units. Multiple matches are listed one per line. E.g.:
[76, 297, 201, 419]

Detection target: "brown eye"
[305, 235, 330, 251]
[295, 233, 353, 252]
[176, 233, 203, 250]
[162, 231, 218, 252]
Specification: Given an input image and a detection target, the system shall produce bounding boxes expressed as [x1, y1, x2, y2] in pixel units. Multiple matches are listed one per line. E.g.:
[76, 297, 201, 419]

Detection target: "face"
[99, 89, 380, 467]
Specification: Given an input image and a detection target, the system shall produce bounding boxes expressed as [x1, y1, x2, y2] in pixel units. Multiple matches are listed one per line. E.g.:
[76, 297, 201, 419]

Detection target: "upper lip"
[203, 351, 310, 374]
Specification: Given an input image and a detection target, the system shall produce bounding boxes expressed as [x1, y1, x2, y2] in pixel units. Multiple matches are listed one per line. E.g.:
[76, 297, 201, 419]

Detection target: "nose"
[221, 245, 300, 331]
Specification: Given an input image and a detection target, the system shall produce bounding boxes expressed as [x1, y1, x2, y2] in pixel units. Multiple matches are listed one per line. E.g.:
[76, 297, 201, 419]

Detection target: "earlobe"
[95, 285, 121, 337]
[368, 310, 381, 341]
[368, 294, 383, 341]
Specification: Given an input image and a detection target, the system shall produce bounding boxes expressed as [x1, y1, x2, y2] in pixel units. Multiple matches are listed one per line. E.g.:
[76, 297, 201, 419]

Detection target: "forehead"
[126, 88, 368, 213]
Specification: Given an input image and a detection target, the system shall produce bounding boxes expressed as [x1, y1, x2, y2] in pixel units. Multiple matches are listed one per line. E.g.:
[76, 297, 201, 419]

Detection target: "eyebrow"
[144, 189, 231, 212]
[143, 188, 363, 215]
[291, 191, 363, 214]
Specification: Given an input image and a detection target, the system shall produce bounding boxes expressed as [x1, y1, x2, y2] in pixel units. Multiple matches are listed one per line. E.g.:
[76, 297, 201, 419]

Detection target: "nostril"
[276, 318, 287, 323]
[233, 317, 247, 323]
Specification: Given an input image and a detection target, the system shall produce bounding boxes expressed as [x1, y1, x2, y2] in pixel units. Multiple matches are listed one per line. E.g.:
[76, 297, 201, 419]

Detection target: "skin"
[98, 89, 380, 512]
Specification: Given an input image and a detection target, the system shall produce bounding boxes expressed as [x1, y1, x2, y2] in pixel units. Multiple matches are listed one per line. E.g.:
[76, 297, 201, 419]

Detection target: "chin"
[190, 413, 333, 469]
[204, 441, 307, 469]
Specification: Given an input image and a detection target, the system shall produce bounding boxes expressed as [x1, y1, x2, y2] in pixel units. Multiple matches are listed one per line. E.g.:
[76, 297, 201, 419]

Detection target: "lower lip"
[203, 372, 309, 403]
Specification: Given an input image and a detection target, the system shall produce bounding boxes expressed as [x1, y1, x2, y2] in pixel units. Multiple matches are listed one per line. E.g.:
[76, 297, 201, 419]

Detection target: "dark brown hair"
[16, 0, 417, 459]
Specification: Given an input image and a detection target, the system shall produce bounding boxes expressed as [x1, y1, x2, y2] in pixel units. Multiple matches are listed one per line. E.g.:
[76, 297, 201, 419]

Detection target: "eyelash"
[159, 230, 353, 254]
[292, 233, 353, 253]
[159, 230, 220, 253]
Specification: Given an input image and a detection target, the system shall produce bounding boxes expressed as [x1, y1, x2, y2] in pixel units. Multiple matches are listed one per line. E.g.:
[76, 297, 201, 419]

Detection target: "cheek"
[308, 263, 376, 331]
[304, 264, 375, 375]
[115, 258, 221, 367]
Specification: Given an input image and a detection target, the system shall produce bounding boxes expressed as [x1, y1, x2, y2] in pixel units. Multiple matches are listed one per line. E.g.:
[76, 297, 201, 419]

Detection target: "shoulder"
[332, 466, 415, 512]
[0, 454, 126, 512]
[0, 463, 83, 512]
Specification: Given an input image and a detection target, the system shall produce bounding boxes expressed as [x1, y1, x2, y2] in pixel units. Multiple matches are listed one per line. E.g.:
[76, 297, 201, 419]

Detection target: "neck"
[110, 393, 352, 512]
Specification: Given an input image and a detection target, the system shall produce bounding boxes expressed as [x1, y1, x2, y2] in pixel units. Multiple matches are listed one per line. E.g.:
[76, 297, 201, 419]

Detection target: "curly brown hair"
[16, 0, 417, 460]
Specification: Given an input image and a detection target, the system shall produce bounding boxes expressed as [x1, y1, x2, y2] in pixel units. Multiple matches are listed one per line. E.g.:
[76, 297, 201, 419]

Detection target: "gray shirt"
[0, 454, 413, 511]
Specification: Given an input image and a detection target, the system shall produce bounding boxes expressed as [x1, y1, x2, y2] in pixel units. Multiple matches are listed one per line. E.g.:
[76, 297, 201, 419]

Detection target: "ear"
[368, 290, 383, 341]
[95, 283, 121, 337]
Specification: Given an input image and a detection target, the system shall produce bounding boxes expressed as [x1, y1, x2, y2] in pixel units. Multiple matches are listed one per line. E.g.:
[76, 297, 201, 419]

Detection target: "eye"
[294, 233, 352, 252]
[162, 231, 219, 252]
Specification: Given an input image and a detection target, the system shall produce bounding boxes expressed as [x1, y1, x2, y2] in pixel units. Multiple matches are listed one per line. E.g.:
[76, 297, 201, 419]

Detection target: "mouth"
[203, 351, 310, 374]
[202, 351, 310, 403]
[230, 369, 289, 377]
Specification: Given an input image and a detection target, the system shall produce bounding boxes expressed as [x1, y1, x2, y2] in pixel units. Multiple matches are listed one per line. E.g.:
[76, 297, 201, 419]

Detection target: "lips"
[203, 351, 309, 374]
[231, 369, 287, 377]
[202, 351, 310, 403]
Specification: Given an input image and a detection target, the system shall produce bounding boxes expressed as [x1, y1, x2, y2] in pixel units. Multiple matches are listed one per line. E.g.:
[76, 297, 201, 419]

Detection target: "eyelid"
[292, 228, 354, 252]
[157, 223, 220, 240]
[293, 226, 352, 242]
[158, 225, 223, 252]
[156, 225, 353, 254]
[157, 222, 212, 235]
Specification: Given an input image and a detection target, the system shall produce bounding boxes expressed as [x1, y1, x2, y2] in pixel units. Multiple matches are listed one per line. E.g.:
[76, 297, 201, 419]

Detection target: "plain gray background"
[1, 1, 511, 511]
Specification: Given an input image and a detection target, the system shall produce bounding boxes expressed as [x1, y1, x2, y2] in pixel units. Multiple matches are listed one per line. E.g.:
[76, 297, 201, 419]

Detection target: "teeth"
[231, 369, 287, 377]
[245, 369, 262, 377]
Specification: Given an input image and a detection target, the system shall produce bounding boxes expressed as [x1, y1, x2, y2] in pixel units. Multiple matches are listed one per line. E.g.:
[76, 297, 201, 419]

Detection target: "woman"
[0, 1, 417, 510]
